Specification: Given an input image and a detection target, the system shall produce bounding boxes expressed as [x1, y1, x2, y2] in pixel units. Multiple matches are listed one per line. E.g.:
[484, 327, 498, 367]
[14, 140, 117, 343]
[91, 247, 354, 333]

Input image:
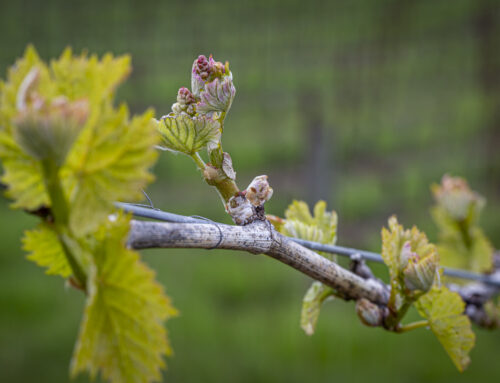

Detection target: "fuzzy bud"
[399, 241, 413, 271]
[403, 251, 439, 292]
[177, 87, 195, 105]
[192, 55, 214, 97]
[245, 175, 273, 207]
[226, 193, 255, 226]
[14, 68, 89, 165]
[191, 54, 236, 112]
[355, 298, 385, 327]
[171, 87, 196, 116]
[432, 174, 484, 221]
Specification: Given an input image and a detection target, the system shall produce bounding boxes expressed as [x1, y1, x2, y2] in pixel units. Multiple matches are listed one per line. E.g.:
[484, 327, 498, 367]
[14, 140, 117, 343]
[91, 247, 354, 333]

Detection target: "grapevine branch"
[117, 202, 500, 288]
[122, 202, 500, 328]
[128, 219, 390, 304]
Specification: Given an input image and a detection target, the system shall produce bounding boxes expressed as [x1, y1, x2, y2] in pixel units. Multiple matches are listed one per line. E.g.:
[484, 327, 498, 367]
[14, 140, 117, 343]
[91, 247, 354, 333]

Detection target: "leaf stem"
[397, 320, 429, 333]
[41, 158, 69, 226]
[41, 158, 87, 288]
[190, 152, 206, 170]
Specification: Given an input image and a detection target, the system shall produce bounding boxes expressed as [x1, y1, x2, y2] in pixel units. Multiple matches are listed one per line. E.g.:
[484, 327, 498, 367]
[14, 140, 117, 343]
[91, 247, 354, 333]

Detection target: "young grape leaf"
[415, 286, 475, 372]
[157, 114, 221, 155]
[431, 177, 493, 274]
[0, 46, 138, 215]
[381, 216, 435, 281]
[50, 47, 131, 105]
[0, 46, 53, 210]
[66, 107, 159, 236]
[281, 200, 337, 247]
[23, 223, 71, 278]
[276, 201, 338, 334]
[381, 216, 402, 281]
[300, 281, 334, 335]
[433, 205, 493, 274]
[0, 131, 49, 209]
[0, 45, 54, 134]
[71, 213, 177, 383]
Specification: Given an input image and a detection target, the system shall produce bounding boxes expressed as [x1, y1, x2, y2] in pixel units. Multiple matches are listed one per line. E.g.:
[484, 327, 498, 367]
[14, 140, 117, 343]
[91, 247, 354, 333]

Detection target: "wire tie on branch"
[190, 215, 224, 250]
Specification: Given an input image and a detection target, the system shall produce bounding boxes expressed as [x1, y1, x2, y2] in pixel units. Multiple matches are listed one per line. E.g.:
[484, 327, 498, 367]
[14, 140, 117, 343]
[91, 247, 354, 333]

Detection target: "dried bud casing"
[245, 175, 273, 207]
[203, 165, 225, 185]
[403, 251, 439, 292]
[226, 193, 255, 226]
[355, 298, 384, 327]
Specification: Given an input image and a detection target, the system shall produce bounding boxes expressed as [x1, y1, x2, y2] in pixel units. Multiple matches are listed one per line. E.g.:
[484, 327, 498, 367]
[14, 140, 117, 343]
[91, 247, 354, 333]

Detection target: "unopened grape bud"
[14, 69, 89, 165]
[194, 55, 212, 79]
[245, 175, 273, 207]
[191, 55, 213, 97]
[355, 298, 384, 327]
[226, 193, 255, 225]
[403, 251, 439, 292]
[432, 174, 484, 221]
[399, 241, 413, 271]
[177, 87, 195, 105]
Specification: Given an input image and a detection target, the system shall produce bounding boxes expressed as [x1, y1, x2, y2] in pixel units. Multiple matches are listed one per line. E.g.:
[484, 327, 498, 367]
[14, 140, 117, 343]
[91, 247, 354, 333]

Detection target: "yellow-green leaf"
[277, 200, 338, 334]
[415, 286, 475, 372]
[0, 46, 52, 210]
[23, 223, 71, 278]
[381, 216, 435, 281]
[0, 45, 54, 135]
[0, 131, 49, 210]
[281, 200, 337, 246]
[157, 114, 221, 155]
[66, 107, 159, 236]
[50, 47, 131, 106]
[300, 281, 334, 336]
[71, 214, 177, 383]
[0, 46, 135, 212]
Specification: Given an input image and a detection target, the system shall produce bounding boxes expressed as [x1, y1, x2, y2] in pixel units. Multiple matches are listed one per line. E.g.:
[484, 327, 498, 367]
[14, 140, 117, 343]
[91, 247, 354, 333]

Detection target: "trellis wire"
[116, 202, 500, 288]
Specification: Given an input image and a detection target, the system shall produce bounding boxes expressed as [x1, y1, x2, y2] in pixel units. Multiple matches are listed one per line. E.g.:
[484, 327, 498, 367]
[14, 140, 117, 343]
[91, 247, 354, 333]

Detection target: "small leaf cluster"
[431, 174, 493, 274]
[273, 198, 476, 372]
[0, 46, 177, 383]
[270, 200, 338, 335]
[154, 55, 235, 168]
[380, 216, 474, 372]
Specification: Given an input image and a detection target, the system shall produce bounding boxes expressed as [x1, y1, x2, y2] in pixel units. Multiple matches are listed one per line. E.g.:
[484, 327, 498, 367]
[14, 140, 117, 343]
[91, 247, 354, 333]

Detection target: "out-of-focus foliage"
[23, 222, 71, 278]
[280, 200, 337, 250]
[431, 175, 494, 274]
[71, 213, 177, 383]
[415, 286, 475, 372]
[0, 46, 175, 383]
[274, 200, 337, 335]
[381, 216, 438, 300]
[381, 217, 474, 371]
[66, 105, 158, 236]
[300, 281, 334, 336]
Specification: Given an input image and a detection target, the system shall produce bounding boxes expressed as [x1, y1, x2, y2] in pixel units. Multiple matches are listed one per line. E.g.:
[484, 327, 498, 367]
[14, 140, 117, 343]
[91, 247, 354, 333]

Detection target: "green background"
[1, 0, 499, 381]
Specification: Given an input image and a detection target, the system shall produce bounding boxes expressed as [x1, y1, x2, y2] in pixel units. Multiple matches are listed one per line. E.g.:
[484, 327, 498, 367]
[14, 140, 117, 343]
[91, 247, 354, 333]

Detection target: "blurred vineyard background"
[1, 0, 500, 381]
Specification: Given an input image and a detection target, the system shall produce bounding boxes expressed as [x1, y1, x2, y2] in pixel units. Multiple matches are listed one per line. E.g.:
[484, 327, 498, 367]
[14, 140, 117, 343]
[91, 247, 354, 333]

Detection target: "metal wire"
[117, 202, 500, 288]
